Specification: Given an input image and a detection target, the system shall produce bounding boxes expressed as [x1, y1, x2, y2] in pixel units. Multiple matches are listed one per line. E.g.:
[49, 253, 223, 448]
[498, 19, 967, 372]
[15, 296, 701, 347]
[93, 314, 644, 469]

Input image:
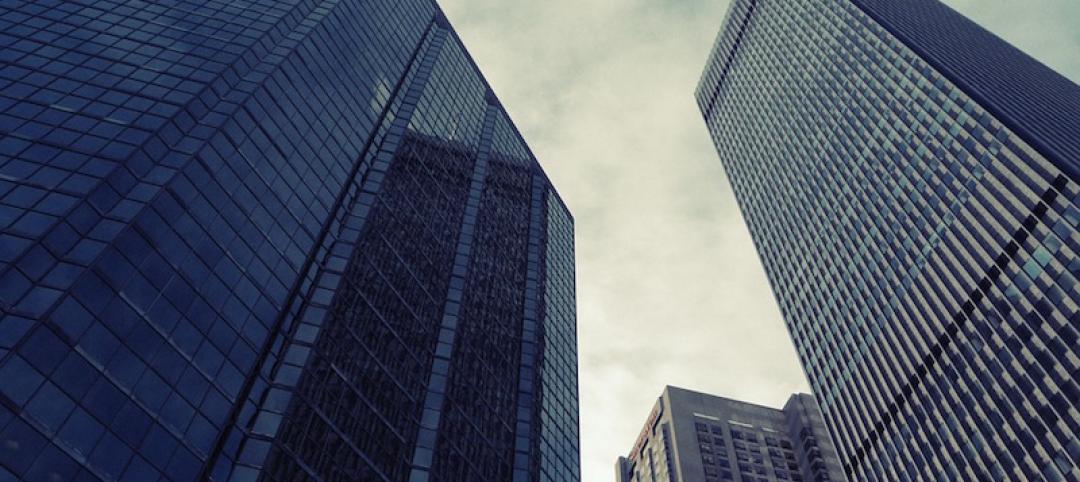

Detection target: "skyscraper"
[615, 386, 846, 482]
[696, 1, 1080, 481]
[0, 1, 579, 482]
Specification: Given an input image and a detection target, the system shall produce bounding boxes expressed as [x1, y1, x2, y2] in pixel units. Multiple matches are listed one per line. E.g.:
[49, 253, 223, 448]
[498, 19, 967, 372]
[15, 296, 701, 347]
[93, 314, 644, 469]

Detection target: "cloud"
[438, 1, 1079, 481]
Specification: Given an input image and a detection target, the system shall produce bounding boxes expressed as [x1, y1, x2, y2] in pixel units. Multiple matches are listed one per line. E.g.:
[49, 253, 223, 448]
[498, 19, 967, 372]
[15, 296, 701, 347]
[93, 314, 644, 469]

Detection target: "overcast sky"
[436, 1, 1080, 481]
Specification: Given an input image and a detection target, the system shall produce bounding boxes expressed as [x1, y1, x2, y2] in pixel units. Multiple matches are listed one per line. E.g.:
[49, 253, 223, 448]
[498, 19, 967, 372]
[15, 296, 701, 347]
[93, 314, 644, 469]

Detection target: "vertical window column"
[408, 98, 499, 482]
[512, 174, 548, 482]
[661, 424, 680, 482]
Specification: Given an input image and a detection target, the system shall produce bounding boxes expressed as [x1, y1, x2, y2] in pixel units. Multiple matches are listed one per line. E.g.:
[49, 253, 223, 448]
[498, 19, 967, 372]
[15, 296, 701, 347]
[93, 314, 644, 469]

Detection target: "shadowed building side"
[0, 1, 579, 481]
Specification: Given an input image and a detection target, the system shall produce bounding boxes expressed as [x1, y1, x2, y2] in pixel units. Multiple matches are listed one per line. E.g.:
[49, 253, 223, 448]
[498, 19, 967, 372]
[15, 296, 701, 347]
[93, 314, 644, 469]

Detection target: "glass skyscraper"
[696, 1, 1080, 481]
[0, 1, 579, 482]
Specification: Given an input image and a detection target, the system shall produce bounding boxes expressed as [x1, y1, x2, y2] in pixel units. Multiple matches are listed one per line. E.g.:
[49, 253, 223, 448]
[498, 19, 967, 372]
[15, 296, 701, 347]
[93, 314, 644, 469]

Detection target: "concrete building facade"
[616, 387, 845, 482]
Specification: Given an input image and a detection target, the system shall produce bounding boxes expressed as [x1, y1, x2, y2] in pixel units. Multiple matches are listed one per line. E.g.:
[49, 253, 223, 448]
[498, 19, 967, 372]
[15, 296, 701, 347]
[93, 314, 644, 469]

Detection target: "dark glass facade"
[615, 387, 846, 482]
[0, 1, 579, 481]
[696, 1, 1080, 481]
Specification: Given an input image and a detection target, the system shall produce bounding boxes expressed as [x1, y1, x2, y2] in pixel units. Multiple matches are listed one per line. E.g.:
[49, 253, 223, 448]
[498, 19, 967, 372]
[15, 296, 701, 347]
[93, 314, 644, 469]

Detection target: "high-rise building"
[0, 1, 579, 482]
[615, 386, 846, 482]
[696, 1, 1080, 481]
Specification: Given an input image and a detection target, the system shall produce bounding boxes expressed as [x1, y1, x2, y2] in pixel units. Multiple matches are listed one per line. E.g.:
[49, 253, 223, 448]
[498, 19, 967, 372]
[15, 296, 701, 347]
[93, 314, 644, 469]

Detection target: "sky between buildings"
[436, 1, 1080, 481]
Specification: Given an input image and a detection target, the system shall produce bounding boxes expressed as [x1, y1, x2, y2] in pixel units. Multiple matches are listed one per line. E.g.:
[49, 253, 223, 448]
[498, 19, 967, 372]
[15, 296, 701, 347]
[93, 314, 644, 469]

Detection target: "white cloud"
[438, 1, 1079, 481]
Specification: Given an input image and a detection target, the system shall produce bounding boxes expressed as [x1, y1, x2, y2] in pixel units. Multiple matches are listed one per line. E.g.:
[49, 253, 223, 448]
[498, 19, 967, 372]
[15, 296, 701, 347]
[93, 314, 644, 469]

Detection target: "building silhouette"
[0, 1, 578, 481]
[615, 386, 846, 482]
[697, 1, 1080, 481]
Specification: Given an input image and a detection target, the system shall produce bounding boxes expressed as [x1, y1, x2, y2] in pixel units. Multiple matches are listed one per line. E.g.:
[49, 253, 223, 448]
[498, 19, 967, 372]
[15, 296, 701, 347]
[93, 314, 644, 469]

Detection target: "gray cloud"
[438, 1, 1079, 481]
